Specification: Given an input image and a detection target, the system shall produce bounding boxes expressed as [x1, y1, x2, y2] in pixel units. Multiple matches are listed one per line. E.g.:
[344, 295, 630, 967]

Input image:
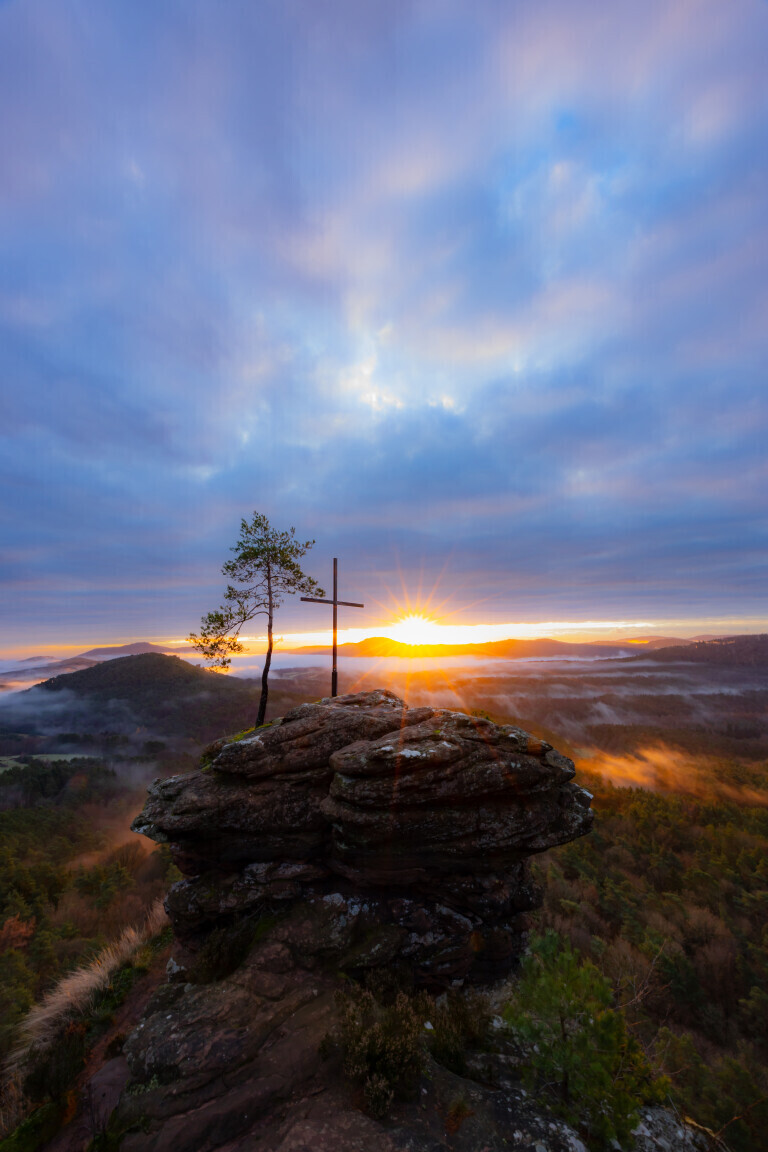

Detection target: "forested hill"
[636, 633, 768, 665]
[37, 652, 217, 696]
[22, 653, 261, 742]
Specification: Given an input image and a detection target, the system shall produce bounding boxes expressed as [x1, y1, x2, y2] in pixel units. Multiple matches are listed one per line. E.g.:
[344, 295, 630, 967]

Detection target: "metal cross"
[301, 558, 364, 697]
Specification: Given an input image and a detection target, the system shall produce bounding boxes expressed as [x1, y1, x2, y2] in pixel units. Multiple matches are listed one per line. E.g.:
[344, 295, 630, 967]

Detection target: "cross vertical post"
[332, 557, 338, 697]
[301, 558, 364, 698]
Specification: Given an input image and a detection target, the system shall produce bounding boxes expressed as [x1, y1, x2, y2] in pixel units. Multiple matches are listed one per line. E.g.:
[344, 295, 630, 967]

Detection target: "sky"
[1, 0, 767, 655]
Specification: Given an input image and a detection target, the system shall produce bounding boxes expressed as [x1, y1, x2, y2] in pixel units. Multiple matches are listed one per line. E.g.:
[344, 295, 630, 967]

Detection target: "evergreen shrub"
[503, 930, 665, 1149]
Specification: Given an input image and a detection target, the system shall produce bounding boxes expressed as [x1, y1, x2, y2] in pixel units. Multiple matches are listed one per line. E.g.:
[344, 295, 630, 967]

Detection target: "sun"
[386, 613, 445, 646]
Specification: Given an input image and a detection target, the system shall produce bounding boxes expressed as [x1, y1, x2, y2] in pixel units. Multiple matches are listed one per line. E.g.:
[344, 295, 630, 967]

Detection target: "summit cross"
[301, 557, 364, 697]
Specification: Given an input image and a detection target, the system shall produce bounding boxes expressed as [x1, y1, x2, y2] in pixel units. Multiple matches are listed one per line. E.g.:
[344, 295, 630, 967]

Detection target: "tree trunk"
[257, 613, 273, 726]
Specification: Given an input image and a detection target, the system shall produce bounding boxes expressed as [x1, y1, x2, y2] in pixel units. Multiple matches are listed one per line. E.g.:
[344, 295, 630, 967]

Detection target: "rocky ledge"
[132, 689, 593, 986]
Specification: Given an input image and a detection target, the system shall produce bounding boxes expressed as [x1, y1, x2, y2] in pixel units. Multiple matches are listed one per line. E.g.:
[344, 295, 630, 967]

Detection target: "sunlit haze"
[254, 616, 659, 650]
[200, 614, 763, 656]
[4, 614, 768, 665]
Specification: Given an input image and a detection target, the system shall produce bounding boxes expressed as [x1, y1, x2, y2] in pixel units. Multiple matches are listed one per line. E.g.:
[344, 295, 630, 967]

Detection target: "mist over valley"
[2, 638, 767, 802]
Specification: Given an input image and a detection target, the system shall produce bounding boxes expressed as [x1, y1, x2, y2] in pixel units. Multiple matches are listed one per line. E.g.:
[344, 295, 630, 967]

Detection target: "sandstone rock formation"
[106, 691, 723, 1152]
[132, 689, 593, 986]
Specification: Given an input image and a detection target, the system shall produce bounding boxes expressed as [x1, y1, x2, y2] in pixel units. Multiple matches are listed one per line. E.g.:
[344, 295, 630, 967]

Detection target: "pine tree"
[189, 512, 324, 725]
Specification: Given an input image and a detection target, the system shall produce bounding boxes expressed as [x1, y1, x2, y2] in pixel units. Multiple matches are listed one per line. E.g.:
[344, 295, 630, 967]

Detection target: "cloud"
[0, 0, 767, 643]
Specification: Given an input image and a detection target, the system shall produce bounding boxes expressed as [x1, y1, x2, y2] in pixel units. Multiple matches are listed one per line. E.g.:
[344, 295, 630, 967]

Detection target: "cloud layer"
[1, 0, 767, 643]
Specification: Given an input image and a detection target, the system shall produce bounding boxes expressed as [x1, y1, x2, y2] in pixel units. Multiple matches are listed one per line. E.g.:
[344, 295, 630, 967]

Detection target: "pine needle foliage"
[189, 512, 323, 724]
[503, 931, 665, 1149]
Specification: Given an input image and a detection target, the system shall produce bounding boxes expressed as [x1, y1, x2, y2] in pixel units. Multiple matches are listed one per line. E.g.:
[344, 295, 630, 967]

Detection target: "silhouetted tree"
[189, 512, 323, 725]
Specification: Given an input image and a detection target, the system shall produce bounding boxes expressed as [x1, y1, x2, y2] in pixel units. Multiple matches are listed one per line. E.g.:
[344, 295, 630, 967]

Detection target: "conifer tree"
[190, 512, 323, 725]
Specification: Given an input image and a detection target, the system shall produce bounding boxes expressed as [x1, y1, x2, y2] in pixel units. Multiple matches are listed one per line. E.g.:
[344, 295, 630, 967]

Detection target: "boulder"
[210, 689, 434, 780]
[324, 710, 591, 883]
[133, 690, 433, 872]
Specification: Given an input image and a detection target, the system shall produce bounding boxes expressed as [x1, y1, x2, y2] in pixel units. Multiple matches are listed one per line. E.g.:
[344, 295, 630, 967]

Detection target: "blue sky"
[1, 0, 767, 650]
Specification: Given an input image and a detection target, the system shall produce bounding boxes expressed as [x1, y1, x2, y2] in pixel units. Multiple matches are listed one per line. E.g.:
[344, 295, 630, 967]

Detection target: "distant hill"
[615, 636, 691, 650]
[78, 641, 181, 658]
[0, 642, 185, 691]
[635, 634, 768, 666]
[288, 636, 632, 659]
[38, 653, 209, 695]
[22, 654, 262, 742]
[616, 635, 728, 650]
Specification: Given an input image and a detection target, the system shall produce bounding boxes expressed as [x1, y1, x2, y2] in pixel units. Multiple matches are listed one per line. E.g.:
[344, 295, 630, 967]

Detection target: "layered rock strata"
[132, 689, 593, 985]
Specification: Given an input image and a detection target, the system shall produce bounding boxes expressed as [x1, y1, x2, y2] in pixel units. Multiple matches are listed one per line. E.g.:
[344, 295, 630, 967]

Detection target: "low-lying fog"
[1, 651, 767, 803]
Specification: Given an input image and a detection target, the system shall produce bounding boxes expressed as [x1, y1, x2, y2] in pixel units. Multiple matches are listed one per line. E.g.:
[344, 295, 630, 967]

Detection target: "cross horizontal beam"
[300, 597, 364, 608]
[300, 559, 364, 697]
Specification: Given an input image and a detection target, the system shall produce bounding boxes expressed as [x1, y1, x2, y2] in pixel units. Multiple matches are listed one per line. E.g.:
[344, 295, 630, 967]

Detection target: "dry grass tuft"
[4, 898, 168, 1079]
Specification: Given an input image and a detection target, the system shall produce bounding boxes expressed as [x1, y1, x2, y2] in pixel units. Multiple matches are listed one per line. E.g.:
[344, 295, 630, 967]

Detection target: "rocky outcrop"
[110, 903, 720, 1152]
[115, 912, 591, 1152]
[132, 689, 593, 986]
[109, 691, 725, 1152]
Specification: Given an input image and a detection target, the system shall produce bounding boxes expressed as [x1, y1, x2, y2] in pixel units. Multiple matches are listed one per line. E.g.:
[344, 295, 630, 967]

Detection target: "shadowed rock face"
[132, 689, 593, 986]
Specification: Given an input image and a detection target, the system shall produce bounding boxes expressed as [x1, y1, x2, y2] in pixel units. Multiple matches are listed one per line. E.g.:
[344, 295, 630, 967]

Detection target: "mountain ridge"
[78, 641, 182, 658]
[630, 633, 768, 666]
[286, 635, 634, 659]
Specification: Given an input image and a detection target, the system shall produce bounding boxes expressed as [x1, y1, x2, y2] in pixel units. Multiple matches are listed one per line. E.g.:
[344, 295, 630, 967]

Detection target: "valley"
[0, 646, 767, 1149]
